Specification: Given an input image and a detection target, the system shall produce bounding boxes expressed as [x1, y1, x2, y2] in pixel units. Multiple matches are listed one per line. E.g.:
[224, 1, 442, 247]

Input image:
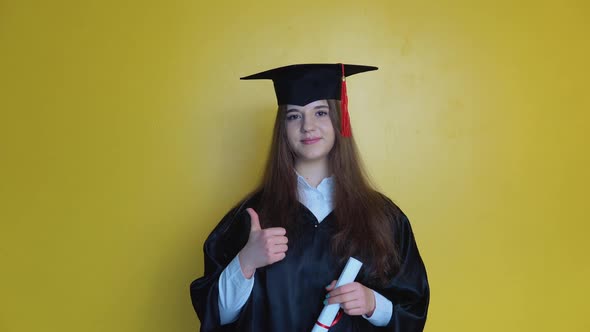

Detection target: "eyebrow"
[287, 105, 329, 113]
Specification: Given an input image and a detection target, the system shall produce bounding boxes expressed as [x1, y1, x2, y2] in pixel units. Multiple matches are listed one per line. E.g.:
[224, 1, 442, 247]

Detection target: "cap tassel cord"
[340, 63, 352, 137]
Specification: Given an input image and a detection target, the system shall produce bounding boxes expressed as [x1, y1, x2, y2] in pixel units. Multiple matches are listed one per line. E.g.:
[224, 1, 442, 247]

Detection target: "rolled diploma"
[311, 257, 363, 332]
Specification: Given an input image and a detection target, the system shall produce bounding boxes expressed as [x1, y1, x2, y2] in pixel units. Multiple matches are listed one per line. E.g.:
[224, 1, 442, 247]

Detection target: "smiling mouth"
[301, 138, 321, 145]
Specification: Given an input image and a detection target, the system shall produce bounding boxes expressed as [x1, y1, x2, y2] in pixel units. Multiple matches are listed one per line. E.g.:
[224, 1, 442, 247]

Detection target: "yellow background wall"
[1, 1, 588, 331]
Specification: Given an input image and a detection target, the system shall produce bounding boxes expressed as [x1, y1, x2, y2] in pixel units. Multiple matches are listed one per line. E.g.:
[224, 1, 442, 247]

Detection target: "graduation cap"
[240, 63, 378, 137]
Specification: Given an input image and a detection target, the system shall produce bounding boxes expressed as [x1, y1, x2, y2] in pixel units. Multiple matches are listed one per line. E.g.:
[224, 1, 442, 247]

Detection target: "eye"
[286, 113, 301, 121]
[316, 110, 328, 117]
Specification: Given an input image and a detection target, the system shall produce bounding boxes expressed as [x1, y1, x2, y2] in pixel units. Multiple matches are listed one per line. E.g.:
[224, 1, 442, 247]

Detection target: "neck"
[294, 159, 330, 188]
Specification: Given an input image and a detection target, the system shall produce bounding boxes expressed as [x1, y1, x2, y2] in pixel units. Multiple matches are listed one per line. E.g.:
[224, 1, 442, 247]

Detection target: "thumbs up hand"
[238, 208, 288, 279]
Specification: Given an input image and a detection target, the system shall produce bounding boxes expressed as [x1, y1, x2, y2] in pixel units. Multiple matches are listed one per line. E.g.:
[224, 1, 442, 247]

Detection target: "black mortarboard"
[240, 63, 378, 137]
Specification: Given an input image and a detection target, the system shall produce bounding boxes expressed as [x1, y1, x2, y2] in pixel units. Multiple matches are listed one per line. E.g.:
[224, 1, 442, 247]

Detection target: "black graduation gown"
[190, 194, 429, 332]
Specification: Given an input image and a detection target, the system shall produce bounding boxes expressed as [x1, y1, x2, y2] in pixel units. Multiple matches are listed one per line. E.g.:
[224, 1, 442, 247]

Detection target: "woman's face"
[284, 99, 335, 164]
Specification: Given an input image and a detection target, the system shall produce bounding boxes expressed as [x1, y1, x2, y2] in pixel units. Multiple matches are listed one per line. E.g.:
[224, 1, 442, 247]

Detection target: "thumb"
[325, 280, 337, 291]
[246, 208, 261, 232]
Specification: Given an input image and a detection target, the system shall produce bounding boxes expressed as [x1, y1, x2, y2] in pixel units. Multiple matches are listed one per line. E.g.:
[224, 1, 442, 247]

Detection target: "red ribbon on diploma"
[315, 309, 344, 330]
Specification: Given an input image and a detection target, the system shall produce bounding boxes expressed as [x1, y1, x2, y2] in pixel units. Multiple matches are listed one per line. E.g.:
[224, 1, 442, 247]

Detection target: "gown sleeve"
[377, 211, 430, 331]
[189, 199, 252, 331]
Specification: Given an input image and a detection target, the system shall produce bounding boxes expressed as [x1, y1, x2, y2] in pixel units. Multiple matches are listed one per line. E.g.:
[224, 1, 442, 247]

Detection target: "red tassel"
[340, 63, 352, 137]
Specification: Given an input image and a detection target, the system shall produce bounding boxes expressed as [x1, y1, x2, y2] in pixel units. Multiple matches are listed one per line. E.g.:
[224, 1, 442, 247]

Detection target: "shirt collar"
[295, 171, 334, 198]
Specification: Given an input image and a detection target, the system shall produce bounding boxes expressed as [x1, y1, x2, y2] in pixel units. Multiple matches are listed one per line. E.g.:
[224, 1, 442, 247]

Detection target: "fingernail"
[325, 294, 330, 299]
[323, 299, 328, 305]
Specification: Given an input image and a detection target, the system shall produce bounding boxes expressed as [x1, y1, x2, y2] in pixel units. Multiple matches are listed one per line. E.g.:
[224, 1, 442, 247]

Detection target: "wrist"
[238, 252, 256, 279]
[366, 290, 376, 317]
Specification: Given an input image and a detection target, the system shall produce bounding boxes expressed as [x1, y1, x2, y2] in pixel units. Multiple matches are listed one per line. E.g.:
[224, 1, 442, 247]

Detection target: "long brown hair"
[255, 99, 401, 285]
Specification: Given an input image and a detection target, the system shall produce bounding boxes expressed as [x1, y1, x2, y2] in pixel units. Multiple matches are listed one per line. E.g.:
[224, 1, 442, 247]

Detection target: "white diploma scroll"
[311, 257, 363, 332]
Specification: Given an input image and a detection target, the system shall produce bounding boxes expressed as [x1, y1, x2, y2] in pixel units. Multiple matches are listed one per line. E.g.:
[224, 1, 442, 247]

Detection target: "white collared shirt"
[296, 172, 334, 222]
[217, 175, 393, 326]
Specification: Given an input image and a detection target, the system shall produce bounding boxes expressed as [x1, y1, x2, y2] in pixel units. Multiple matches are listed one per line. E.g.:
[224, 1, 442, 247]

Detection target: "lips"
[301, 137, 321, 145]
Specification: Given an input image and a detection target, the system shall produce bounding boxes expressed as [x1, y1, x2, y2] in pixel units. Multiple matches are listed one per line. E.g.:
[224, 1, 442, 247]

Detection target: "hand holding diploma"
[238, 208, 288, 278]
[325, 280, 376, 317]
[311, 257, 363, 332]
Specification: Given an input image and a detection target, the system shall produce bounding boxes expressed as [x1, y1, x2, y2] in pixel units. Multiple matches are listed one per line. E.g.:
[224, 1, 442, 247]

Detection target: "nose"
[301, 115, 316, 132]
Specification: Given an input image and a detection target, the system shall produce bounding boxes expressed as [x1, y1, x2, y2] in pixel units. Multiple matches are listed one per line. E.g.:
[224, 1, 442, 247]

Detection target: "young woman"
[190, 64, 429, 331]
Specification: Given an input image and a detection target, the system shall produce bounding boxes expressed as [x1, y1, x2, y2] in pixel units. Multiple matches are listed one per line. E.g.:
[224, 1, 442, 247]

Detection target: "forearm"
[217, 254, 255, 325]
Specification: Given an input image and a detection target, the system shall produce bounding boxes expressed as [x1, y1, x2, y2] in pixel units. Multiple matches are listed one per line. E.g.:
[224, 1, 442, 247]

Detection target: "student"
[190, 63, 429, 331]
